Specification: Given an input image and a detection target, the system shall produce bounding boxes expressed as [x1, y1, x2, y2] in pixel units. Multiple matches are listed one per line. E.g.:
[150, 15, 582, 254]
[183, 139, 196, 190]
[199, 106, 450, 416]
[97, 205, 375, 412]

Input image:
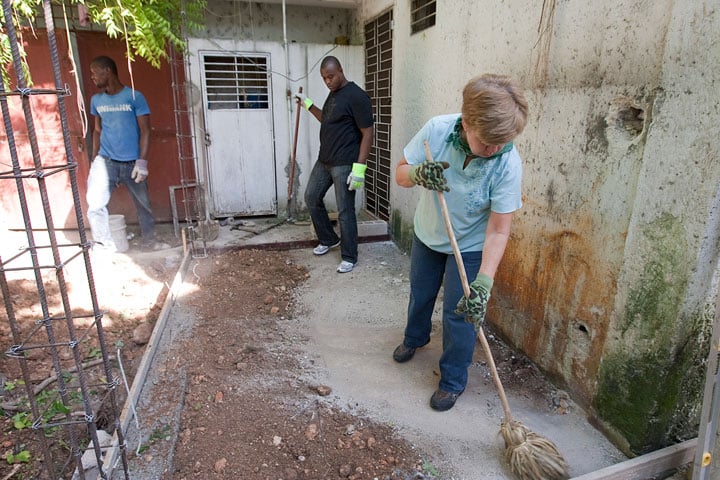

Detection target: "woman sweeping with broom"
[393, 74, 569, 480]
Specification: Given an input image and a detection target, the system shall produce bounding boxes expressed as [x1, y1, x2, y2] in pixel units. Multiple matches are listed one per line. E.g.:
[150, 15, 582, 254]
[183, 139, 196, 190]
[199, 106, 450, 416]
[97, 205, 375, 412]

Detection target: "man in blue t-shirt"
[86, 55, 161, 252]
[297, 56, 374, 273]
[393, 74, 529, 412]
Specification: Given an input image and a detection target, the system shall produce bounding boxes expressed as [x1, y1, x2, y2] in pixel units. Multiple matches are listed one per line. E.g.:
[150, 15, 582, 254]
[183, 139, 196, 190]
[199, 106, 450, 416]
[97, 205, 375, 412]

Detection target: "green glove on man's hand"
[455, 272, 493, 329]
[295, 93, 313, 110]
[409, 161, 450, 192]
[347, 163, 367, 191]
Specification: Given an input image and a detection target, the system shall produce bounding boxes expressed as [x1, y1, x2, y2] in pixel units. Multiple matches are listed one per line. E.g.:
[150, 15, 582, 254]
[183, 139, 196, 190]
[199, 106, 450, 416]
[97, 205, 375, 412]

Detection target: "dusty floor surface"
[117, 221, 630, 480]
[1, 220, 637, 479]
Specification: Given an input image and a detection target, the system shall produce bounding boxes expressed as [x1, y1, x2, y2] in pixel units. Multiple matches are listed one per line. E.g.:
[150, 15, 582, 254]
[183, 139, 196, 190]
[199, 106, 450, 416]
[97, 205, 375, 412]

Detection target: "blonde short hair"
[461, 74, 528, 145]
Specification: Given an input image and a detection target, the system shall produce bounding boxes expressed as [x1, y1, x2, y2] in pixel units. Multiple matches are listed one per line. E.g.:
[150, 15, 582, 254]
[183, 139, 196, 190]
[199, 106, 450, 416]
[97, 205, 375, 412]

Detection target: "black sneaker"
[392, 339, 430, 363]
[430, 388, 464, 411]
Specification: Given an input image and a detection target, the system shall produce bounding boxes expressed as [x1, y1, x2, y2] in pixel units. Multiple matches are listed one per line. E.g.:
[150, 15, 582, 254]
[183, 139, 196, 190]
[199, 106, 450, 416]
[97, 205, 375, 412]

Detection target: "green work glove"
[347, 162, 367, 191]
[456, 272, 493, 329]
[408, 161, 450, 192]
[296, 93, 313, 110]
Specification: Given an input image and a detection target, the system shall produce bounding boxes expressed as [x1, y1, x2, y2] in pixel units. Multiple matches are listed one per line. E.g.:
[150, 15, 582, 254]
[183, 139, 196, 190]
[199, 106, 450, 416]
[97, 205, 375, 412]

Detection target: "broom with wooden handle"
[423, 141, 569, 480]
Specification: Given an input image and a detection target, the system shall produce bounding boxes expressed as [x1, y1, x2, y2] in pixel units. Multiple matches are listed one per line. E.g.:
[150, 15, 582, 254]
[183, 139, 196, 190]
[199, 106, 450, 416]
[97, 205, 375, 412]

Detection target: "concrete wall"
[368, 0, 720, 454]
[189, 1, 365, 217]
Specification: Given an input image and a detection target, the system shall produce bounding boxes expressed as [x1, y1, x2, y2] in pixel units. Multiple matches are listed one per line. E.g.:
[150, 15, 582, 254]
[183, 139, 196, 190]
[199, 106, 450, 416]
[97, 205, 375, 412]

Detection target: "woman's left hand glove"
[347, 163, 367, 191]
[456, 272, 493, 329]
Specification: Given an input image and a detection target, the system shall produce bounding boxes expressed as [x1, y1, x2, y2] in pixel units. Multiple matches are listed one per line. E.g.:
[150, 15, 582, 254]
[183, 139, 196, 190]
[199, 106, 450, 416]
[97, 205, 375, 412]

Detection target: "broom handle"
[423, 141, 514, 422]
[288, 86, 303, 201]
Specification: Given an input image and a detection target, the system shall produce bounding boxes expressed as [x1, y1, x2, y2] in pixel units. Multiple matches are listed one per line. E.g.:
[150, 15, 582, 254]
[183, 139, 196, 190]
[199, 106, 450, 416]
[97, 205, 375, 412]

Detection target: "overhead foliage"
[0, 0, 206, 88]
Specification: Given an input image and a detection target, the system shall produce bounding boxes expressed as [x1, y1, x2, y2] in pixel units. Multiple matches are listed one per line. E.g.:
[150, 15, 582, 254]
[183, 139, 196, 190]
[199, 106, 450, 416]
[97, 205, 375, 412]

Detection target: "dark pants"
[403, 234, 482, 393]
[304, 162, 358, 263]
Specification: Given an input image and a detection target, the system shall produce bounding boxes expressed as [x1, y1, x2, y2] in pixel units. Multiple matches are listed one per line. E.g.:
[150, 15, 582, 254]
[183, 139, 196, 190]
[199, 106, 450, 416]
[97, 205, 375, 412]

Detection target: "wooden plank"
[571, 438, 697, 480]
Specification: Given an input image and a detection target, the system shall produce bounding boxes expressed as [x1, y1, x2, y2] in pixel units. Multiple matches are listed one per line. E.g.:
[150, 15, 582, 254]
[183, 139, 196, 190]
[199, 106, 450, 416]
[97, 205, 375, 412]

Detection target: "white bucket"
[108, 214, 129, 252]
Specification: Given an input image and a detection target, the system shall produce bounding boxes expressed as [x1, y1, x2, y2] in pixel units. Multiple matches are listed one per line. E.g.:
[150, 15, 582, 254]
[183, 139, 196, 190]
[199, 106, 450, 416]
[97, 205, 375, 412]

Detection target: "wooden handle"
[288, 87, 303, 201]
[422, 140, 513, 421]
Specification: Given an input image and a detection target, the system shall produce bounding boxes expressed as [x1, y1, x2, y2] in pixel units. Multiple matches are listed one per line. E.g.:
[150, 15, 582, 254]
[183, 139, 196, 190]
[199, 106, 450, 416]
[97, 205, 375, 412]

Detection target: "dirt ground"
[2, 222, 658, 480]
[0, 230, 434, 479]
[132, 248, 433, 480]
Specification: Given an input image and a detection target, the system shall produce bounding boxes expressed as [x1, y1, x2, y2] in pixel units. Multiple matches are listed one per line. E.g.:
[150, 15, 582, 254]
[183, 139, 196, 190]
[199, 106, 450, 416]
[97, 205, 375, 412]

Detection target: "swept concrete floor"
[205, 219, 627, 478]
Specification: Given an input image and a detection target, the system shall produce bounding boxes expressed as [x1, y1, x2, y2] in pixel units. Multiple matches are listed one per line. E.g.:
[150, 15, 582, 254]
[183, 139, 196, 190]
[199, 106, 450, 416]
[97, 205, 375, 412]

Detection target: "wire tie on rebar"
[31, 417, 42, 430]
[18, 87, 32, 97]
[84, 413, 94, 423]
[68, 340, 78, 349]
[6, 345, 24, 357]
[63, 84, 72, 96]
[107, 377, 121, 390]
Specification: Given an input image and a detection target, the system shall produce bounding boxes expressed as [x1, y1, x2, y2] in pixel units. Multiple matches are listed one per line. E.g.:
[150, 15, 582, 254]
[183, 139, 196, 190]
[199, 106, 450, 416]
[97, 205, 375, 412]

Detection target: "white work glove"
[131, 158, 148, 183]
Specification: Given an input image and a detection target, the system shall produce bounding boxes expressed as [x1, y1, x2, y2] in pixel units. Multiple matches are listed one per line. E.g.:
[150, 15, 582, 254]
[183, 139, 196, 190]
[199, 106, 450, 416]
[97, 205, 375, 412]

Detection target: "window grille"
[365, 10, 393, 221]
[203, 55, 269, 110]
[411, 0, 436, 34]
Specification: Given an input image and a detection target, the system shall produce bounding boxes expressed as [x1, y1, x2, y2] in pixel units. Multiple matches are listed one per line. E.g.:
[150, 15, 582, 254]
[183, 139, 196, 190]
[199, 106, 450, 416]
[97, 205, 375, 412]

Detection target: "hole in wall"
[616, 106, 644, 136]
[578, 323, 589, 334]
[608, 96, 646, 139]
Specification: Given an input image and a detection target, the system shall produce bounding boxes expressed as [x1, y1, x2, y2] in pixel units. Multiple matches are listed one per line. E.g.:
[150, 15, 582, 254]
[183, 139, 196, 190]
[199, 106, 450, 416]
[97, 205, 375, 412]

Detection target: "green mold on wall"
[595, 212, 711, 453]
[391, 209, 414, 253]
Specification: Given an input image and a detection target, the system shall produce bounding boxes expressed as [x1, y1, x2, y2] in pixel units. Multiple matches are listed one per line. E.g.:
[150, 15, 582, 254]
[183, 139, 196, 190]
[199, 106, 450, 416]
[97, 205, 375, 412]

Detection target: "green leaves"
[1, 0, 207, 88]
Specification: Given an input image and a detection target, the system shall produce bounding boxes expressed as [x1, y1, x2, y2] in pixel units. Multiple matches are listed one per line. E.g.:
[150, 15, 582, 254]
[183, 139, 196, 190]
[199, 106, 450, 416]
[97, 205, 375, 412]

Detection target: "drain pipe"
[282, 0, 294, 218]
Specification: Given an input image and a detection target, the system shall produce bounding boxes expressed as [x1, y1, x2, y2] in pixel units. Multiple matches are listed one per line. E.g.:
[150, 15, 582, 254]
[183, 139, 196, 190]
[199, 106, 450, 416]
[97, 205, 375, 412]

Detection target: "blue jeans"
[304, 162, 358, 263]
[86, 156, 155, 246]
[403, 234, 482, 393]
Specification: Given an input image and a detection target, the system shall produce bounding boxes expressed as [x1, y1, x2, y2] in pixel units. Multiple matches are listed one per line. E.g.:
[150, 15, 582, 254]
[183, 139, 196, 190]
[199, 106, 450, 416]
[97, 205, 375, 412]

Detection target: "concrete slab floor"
[194, 222, 628, 478]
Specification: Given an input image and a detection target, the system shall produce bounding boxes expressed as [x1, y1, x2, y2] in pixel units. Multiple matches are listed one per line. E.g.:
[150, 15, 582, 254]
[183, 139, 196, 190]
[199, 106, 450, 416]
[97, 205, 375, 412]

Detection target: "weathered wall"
[189, 1, 365, 217]
[372, 0, 720, 454]
[201, 1, 360, 44]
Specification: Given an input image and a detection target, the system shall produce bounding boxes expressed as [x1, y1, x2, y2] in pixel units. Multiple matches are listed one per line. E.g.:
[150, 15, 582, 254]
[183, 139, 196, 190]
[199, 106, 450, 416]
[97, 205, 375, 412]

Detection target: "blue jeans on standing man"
[304, 161, 358, 264]
[403, 233, 482, 394]
[86, 155, 155, 248]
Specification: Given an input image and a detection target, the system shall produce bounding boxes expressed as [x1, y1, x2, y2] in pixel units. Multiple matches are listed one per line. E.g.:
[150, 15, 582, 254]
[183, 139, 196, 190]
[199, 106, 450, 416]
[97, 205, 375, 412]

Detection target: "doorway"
[200, 51, 277, 217]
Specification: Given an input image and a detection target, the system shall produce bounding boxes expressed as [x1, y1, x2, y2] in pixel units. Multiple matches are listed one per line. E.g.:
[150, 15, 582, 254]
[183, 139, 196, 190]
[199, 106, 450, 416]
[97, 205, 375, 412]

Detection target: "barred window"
[203, 54, 269, 110]
[411, 0, 436, 34]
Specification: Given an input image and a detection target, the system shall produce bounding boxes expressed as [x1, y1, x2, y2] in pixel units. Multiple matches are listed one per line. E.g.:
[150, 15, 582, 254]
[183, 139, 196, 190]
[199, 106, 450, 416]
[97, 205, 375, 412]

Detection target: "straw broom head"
[501, 419, 570, 480]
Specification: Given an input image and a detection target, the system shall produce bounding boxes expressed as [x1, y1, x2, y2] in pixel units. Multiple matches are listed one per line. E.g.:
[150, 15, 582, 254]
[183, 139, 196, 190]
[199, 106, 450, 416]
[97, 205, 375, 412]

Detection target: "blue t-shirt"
[90, 86, 151, 161]
[403, 114, 523, 254]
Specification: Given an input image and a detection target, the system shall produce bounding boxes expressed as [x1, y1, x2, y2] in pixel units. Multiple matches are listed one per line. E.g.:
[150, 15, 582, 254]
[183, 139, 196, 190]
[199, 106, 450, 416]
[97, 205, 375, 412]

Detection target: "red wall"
[1, 30, 184, 230]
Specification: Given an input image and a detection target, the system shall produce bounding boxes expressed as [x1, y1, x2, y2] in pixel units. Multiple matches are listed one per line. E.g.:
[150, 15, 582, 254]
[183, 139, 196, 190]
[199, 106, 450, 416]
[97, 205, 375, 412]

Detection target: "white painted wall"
[187, 38, 364, 217]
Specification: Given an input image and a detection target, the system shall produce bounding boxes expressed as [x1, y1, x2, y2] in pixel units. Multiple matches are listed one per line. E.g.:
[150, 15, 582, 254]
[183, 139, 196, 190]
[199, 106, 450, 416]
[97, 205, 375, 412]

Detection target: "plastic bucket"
[108, 214, 129, 252]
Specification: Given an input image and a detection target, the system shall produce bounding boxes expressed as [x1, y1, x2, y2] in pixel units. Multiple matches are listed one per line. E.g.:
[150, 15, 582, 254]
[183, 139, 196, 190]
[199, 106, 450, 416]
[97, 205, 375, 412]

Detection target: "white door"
[201, 52, 276, 216]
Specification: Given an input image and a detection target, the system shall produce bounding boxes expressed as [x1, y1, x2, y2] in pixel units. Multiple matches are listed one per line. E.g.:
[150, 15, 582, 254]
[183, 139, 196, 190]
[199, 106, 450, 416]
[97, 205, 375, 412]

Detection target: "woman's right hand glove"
[408, 161, 450, 191]
[456, 272, 493, 329]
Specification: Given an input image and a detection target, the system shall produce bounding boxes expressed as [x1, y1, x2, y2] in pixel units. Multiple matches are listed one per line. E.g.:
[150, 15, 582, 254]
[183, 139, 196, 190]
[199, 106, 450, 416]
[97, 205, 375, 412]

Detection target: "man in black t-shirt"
[299, 56, 374, 273]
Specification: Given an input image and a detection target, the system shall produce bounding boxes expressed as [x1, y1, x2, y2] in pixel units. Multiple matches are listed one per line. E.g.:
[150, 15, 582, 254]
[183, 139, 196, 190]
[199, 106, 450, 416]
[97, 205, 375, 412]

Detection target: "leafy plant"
[6, 449, 31, 464]
[2, 379, 23, 392]
[138, 424, 171, 453]
[0, 0, 207, 88]
[421, 458, 439, 476]
[86, 346, 102, 360]
[12, 412, 32, 430]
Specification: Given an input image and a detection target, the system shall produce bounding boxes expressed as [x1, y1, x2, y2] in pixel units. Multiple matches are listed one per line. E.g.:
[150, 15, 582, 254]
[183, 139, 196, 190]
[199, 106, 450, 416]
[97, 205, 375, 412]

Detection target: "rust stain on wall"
[492, 216, 618, 405]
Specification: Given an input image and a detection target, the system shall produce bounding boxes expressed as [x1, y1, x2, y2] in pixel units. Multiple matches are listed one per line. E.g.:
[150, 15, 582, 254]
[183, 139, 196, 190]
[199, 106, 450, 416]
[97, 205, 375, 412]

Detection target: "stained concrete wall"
[366, 0, 720, 454]
[188, 1, 364, 216]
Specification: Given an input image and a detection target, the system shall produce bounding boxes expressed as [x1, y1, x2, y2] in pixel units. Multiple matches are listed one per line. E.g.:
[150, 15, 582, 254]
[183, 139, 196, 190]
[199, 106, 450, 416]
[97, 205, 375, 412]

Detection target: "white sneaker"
[313, 240, 340, 256]
[337, 260, 355, 273]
